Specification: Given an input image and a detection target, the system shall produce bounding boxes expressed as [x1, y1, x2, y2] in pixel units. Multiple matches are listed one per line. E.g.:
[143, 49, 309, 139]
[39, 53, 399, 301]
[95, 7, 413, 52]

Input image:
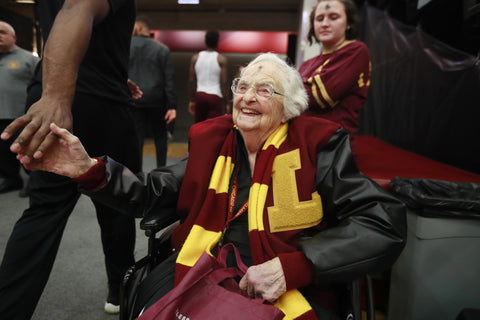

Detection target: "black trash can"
[387, 178, 480, 320]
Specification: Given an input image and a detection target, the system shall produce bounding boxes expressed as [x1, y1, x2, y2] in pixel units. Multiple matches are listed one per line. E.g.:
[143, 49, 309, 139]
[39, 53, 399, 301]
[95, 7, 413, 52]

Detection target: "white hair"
[241, 53, 308, 120]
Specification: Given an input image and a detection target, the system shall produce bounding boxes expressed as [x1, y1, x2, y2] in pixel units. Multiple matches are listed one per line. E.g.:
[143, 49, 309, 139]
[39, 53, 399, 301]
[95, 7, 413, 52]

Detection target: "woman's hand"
[239, 257, 287, 302]
[17, 123, 96, 179]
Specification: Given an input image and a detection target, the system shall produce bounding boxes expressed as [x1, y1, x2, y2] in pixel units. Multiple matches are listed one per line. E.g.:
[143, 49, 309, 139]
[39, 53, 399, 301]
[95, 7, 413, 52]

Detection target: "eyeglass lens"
[232, 79, 274, 99]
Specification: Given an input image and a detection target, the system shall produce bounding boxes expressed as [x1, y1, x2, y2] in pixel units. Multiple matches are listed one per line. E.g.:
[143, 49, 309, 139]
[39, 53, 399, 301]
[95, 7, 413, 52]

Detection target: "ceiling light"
[15, 0, 35, 3]
[178, 0, 199, 4]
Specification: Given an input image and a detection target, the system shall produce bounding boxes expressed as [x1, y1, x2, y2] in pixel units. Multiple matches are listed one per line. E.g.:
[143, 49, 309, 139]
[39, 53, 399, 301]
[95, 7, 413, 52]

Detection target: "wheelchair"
[119, 208, 377, 320]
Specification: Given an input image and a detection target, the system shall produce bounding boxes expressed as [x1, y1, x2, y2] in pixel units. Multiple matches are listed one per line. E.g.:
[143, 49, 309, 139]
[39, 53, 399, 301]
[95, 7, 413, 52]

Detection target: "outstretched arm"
[20, 124, 185, 220]
[1, 0, 111, 162]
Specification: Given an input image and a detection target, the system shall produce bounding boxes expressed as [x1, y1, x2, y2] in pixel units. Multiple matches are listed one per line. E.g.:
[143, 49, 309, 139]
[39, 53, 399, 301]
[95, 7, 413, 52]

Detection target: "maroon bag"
[137, 243, 285, 320]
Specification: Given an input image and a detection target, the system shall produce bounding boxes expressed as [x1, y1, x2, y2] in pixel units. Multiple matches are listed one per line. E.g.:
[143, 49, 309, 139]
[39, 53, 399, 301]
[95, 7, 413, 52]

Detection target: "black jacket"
[82, 128, 406, 286]
[128, 35, 177, 109]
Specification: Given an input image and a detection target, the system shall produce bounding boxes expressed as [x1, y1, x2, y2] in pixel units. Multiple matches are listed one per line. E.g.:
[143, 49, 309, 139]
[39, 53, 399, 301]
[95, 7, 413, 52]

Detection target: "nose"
[320, 18, 330, 27]
[243, 87, 257, 101]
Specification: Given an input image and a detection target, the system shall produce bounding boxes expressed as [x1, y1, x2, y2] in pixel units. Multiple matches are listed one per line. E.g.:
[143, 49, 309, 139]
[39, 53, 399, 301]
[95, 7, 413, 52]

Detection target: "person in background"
[298, 0, 371, 155]
[129, 16, 177, 168]
[188, 30, 231, 122]
[0, 0, 140, 317]
[20, 53, 406, 320]
[0, 21, 38, 194]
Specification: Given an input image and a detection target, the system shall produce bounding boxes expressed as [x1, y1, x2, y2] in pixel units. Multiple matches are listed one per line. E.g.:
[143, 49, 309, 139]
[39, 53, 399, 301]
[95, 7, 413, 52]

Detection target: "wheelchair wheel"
[120, 256, 152, 320]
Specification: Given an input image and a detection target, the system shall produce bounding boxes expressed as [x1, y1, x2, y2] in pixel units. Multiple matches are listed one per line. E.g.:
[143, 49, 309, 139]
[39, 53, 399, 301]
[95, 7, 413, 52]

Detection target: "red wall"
[151, 30, 291, 54]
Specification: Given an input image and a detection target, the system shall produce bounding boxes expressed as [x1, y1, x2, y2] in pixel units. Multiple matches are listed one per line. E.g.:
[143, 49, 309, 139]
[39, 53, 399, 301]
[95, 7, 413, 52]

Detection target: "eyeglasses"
[231, 78, 284, 100]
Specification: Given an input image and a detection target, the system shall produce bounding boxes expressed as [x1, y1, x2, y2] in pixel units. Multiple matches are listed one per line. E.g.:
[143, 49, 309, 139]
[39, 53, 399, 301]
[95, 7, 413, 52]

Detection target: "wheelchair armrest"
[153, 220, 180, 243]
[140, 206, 178, 236]
[140, 158, 187, 235]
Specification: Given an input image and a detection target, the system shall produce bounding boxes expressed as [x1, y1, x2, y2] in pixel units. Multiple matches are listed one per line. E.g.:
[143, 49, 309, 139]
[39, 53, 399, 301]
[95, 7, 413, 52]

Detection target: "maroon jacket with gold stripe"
[299, 40, 371, 153]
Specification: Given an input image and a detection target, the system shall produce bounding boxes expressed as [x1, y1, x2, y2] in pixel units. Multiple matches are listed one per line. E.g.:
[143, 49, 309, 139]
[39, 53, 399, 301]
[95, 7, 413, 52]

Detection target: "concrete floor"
[0, 144, 184, 320]
[0, 142, 388, 320]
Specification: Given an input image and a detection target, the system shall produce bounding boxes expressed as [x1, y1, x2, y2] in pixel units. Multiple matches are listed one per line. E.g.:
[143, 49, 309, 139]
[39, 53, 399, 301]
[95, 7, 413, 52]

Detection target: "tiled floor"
[143, 140, 188, 159]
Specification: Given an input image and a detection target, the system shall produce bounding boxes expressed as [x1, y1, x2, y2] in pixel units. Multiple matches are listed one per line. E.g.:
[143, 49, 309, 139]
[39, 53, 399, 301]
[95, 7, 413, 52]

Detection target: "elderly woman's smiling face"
[232, 61, 288, 143]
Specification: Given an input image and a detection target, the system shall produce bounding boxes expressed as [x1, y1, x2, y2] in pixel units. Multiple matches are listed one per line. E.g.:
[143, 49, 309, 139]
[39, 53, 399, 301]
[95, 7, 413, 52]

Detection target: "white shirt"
[195, 50, 222, 97]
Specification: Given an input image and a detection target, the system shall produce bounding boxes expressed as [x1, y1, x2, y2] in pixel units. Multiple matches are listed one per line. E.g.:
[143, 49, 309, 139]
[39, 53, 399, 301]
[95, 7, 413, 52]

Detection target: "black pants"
[0, 83, 142, 320]
[132, 107, 168, 168]
[0, 119, 22, 183]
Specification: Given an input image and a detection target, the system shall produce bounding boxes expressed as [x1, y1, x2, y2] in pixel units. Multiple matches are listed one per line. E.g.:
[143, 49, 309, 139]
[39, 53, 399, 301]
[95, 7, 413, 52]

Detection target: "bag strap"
[208, 266, 243, 285]
[219, 243, 248, 273]
[207, 267, 275, 306]
[137, 253, 217, 320]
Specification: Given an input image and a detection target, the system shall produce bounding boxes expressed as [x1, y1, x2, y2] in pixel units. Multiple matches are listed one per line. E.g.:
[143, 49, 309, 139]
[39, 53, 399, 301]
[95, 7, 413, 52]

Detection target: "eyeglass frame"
[231, 78, 284, 100]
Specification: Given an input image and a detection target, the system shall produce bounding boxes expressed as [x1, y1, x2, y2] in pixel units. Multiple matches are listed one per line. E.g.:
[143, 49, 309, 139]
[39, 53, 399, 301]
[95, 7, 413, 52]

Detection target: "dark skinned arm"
[1, 0, 110, 163]
[187, 53, 198, 115]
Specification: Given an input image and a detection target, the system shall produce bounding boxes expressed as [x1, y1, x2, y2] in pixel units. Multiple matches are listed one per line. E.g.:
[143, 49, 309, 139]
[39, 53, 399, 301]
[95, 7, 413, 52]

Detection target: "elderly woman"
[299, 0, 371, 154]
[18, 53, 405, 319]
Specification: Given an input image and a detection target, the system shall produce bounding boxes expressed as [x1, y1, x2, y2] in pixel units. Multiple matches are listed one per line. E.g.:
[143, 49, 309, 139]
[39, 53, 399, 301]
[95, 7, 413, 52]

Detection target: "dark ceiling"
[0, 0, 302, 32]
[1, 0, 478, 55]
[136, 0, 302, 31]
[137, 0, 299, 12]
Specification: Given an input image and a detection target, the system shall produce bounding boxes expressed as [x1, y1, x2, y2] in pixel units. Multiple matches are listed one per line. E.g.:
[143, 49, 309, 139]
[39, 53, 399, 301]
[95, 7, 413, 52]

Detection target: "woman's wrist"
[77, 158, 98, 178]
[73, 157, 107, 190]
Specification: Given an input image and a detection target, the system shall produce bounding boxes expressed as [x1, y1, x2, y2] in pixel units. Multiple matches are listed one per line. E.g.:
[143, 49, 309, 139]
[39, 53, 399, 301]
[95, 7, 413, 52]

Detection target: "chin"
[236, 120, 258, 133]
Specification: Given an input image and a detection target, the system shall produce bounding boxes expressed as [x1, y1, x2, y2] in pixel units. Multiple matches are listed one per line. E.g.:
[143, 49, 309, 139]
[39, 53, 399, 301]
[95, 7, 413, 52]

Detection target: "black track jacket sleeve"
[81, 157, 186, 223]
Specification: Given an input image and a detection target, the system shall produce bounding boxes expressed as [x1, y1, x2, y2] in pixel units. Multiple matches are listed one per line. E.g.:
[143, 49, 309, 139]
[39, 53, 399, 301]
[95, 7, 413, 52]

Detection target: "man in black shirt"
[0, 0, 140, 318]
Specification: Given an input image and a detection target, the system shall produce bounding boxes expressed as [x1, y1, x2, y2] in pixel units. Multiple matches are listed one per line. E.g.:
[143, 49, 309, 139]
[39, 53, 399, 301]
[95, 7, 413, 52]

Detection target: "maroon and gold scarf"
[172, 120, 319, 319]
